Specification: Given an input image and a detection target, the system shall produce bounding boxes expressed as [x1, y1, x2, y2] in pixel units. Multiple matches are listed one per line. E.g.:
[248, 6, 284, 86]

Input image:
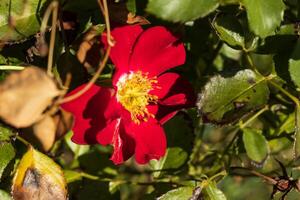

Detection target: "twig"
[0, 66, 25, 70]
[40, 1, 59, 76]
[59, 0, 114, 104]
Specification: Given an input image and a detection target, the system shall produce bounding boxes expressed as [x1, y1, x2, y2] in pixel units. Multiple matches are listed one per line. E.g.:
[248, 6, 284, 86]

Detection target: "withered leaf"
[0, 67, 60, 128]
[22, 116, 56, 152]
[12, 146, 67, 200]
[127, 13, 150, 25]
[21, 109, 73, 152]
[54, 109, 73, 140]
[76, 25, 105, 69]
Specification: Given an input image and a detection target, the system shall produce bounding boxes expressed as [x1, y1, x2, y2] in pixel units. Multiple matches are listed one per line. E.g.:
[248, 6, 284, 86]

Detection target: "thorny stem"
[40, 1, 59, 76]
[59, 0, 114, 104]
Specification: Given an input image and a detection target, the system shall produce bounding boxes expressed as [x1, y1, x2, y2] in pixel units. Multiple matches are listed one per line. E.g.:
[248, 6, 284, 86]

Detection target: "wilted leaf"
[12, 146, 67, 200]
[157, 187, 194, 200]
[243, 128, 269, 164]
[146, 0, 219, 22]
[53, 109, 74, 140]
[126, 13, 150, 25]
[213, 15, 245, 49]
[0, 142, 15, 179]
[289, 39, 300, 88]
[76, 25, 105, 69]
[197, 69, 269, 124]
[0, 0, 46, 42]
[0, 66, 60, 128]
[242, 0, 285, 38]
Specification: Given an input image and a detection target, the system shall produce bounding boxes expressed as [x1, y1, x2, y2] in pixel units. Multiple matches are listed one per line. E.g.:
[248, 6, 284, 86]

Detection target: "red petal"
[129, 26, 185, 77]
[61, 84, 115, 144]
[102, 25, 143, 84]
[126, 119, 167, 164]
[97, 118, 135, 164]
[150, 73, 196, 124]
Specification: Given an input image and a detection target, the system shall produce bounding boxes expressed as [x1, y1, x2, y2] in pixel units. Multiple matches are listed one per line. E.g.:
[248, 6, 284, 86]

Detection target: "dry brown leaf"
[0, 66, 60, 128]
[127, 13, 150, 25]
[12, 146, 67, 200]
[54, 109, 73, 140]
[21, 117, 55, 152]
[76, 26, 102, 69]
[21, 109, 73, 152]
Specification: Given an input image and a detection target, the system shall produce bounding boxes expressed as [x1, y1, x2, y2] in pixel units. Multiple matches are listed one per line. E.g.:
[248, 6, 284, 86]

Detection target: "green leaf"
[213, 15, 244, 49]
[289, 39, 300, 88]
[204, 181, 227, 200]
[0, 0, 46, 41]
[242, 0, 285, 38]
[64, 170, 82, 183]
[150, 116, 193, 177]
[157, 187, 194, 200]
[65, 131, 90, 158]
[0, 142, 15, 179]
[0, 189, 12, 200]
[197, 69, 270, 124]
[294, 106, 300, 158]
[243, 128, 269, 163]
[0, 125, 15, 141]
[146, 0, 219, 22]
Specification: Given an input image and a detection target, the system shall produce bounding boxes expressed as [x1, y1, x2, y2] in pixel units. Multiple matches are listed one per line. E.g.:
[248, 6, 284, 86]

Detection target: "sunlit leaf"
[146, 0, 219, 22]
[213, 15, 244, 49]
[242, 0, 285, 38]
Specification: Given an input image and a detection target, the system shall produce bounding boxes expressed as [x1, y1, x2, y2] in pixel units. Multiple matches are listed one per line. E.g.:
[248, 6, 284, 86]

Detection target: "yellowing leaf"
[12, 146, 67, 200]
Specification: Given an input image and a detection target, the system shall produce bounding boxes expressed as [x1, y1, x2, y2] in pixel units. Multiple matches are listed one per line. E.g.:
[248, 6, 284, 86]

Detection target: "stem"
[59, 0, 114, 104]
[269, 80, 300, 107]
[59, 46, 111, 104]
[0, 66, 25, 70]
[16, 135, 30, 146]
[240, 105, 269, 129]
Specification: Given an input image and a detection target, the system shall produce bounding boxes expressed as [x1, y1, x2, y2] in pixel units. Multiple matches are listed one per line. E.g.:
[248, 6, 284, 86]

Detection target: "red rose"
[62, 25, 195, 164]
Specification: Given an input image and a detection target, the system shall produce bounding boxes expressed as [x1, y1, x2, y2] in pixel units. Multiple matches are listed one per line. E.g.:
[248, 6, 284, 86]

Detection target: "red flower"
[61, 25, 195, 164]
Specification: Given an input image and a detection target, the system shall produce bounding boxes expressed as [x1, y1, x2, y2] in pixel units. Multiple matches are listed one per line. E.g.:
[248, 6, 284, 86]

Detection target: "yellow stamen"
[116, 71, 158, 124]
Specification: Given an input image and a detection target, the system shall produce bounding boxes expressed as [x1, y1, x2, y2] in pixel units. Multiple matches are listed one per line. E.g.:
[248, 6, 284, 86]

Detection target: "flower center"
[116, 71, 158, 124]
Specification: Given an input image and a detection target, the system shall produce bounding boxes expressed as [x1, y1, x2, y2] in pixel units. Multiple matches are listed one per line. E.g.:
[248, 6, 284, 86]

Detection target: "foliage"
[1, 0, 300, 199]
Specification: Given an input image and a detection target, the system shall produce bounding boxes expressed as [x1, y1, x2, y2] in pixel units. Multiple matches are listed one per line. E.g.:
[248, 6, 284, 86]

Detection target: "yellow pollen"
[116, 71, 158, 124]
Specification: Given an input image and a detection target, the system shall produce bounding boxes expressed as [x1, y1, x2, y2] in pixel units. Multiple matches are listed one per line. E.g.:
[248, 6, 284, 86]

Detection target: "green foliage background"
[1, 0, 300, 199]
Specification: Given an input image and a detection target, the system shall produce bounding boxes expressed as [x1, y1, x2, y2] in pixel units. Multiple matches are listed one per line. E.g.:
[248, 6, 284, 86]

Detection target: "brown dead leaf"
[22, 116, 56, 152]
[76, 26, 103, 69]
[0, 66, 60, 128]
[21, 109, 73, 152]
[54, 109, 73, 140]
[127, 13, 150, 25]
[12, 146, 67, 200]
